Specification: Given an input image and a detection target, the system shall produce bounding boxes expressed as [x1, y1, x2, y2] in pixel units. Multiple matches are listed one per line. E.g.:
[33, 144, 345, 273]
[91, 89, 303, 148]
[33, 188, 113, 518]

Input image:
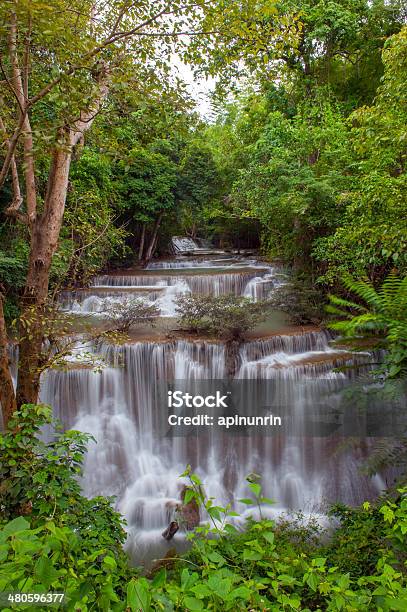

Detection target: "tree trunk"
[138, 224, 146, 261]
[144, 212, 163, 262]
[16, 143, 73, 407]
[0, 294, 17, 429]
[14, 66, 109, 408]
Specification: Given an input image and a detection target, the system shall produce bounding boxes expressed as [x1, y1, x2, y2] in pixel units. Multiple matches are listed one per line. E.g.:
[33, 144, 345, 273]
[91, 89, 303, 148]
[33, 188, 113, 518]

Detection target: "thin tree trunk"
[0, 294, 17, 429]
[144, 212, 163, 261]
[151, 232, 159, 258]
[16, 143, 73, 406]
[138, 224, 146, 261]
[15, 65, 110, 408]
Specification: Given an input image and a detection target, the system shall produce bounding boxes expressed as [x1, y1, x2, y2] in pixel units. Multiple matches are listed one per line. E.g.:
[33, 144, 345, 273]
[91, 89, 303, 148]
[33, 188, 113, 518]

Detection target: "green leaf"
[260, 497, 275, 505]
[127, 578, 151, 611]
[207, 550, 226, 565]
[184, 596, 204, 610]
[34, 556, 60, 589]
[183, 488, 196, 504]
[263, 531, 275, 545]
[152, 568, 167, 588]
[238, 498, 254, 505]
[248, 482, 261, 497]
[102, 555, 117, 571]
[2, 517, 30, 536]
[226, 585, 252, 600]
[305, 573, 319, 591]
[243, 549, 263, 561]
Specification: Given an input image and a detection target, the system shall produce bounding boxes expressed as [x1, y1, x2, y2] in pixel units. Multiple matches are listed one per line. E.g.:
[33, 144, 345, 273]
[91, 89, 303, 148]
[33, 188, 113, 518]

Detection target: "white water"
[42, 256, 384, 564]
[61, 258, 280, 317]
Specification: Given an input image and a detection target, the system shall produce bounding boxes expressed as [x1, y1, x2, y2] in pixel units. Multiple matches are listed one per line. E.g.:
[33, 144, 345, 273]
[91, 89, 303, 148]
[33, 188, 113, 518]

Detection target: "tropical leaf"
[328, 274, 407, 378]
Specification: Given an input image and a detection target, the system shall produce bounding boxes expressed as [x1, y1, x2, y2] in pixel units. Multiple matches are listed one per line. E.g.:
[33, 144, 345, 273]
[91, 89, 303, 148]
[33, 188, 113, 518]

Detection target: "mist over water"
[41, 255, 384, 564]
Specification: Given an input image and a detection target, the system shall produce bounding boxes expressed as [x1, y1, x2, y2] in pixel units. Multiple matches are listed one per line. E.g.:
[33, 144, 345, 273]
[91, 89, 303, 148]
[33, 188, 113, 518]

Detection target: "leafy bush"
[0, 405, 134, 610]
[0, 516, 131, 611]
[268, 275, 327, 325]
[121, 470, 407, 611]
[175, 294, 270, 340]
[1, 408, 406, 611]
[105, 297, 160, 333]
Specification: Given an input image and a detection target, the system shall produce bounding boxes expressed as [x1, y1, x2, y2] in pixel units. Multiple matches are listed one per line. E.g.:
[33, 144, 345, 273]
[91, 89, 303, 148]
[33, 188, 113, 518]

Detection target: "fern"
[328, 273, 407, 378]
[362, 438, 407, 478]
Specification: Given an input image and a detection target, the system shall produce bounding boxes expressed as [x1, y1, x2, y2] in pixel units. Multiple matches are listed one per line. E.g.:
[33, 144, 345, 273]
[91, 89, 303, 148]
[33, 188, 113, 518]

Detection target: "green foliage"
[0, 404, 133, 610]
[0, 250, 26, 290]
[269, 274, 327, 325]
[105, 297, 160, 333]
[116, 147, 177, 224]
[315, 26, 407, 283]
[327, 273, 407, 378]
[176, 141, 221, 236]
[229, 98, 351, 264]
[326, 501, 386, 578]
[0, 516, 133, 612]
[124, 481, 407, 611]
[177, 142, 219, 210]
[201, 23, 406, 288]
[1, 412, 406, 611]
[0, 247, 27, 322]
[63, 150, 128, 285]
[176, 294, 270, 340]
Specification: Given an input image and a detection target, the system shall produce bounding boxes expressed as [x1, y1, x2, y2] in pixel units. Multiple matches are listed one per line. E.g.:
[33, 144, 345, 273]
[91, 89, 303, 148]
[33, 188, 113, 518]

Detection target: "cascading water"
[41, 255, 385, 565]
[60, 259, 275, 317]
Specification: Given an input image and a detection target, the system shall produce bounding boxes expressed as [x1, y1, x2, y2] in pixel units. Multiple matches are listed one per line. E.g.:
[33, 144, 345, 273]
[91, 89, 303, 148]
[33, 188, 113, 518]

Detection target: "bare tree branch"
[22, 15, 32, 101]
[0, 292, 17, 429]
[8, 11, 37, 222]
[70, 62, 111, 147]
[0, 111, 26, 189]
[0, 112, 24, 216]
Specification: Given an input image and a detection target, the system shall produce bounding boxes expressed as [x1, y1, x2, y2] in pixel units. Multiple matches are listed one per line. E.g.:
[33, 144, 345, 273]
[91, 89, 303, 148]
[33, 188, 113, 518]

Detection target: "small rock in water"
[162, 485, 200, 540]
[179, 485, 200, 530]
[162, 521, 179, 541]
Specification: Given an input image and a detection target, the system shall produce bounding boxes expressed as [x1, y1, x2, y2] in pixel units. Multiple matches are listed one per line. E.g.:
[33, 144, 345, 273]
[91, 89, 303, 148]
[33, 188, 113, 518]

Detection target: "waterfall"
[59, 289, 164, 314]
[242, 330, 333, 359]
[146, 257, 265, 270]
[92, 275, 178, 287]
[38, 255, 386, 564]
[92, 271, 262, 296]
[60, 264, 276, 318]
[171, 236, 200, 253]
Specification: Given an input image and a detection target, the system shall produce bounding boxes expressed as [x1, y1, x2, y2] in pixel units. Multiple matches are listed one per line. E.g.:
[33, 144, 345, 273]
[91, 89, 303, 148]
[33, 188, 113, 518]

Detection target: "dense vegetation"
[0, 1, 406, 610]
[1, 407, 406, 610]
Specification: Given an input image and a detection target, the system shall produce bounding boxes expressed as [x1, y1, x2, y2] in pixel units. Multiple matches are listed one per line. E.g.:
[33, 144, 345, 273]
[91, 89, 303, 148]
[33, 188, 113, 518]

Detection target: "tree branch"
[0, 112, 26, 189]
[70, 62, 111, 147]
[0, 291, 17, 430]
[22, 16, 32, 101]
[8, 11, 37, 222]
[28, 3, 173, 107]
[0, 113, 24, 217]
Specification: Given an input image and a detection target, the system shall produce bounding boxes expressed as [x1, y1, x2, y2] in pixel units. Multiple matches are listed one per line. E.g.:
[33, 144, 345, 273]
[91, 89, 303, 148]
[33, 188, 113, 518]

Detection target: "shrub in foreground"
[1, 409, 406, 611]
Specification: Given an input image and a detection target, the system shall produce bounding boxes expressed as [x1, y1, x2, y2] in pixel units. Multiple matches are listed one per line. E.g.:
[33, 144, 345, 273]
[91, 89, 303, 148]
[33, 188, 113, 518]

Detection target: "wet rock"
[162, 521, 179, 541]
[178, 485, 200, 530]
[162, 485, 200, 540]
[148, 548, 177, 577]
